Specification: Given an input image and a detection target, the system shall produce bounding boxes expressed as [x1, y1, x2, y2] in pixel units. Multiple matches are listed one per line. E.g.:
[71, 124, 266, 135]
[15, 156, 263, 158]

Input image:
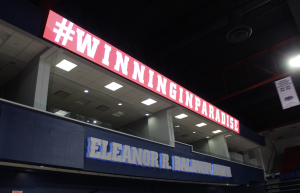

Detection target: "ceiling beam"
[256, 118, 300, 133]
[212, 70, 298, 103]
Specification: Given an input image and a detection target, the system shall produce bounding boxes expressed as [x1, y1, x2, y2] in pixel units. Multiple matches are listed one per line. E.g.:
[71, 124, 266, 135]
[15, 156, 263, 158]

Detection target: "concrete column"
[148, 108, 175, 146]
[243, 151, 250, 164]
[254, 148, 264, 169]
[208, 134, 230, 159]
[190, 138, 210, 154]
[18, 47, 56, 110]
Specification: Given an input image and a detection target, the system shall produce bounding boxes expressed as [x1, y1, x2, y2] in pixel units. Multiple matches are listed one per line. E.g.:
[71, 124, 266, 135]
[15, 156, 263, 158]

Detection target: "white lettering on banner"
[102, 44, 111, 66]
[76, 28, 100, 58]
[86, 137, 232, 178]
[44, 10, 240, 134]
[132, 61, 145, 84]
[115, 51, 129, 75]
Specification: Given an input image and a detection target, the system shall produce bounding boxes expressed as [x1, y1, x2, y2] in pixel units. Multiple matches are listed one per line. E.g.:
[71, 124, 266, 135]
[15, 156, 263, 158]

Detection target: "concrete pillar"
[243, 151, 250, 164]
[148, 108, 175, 146]
[208, 134, 230, 159]
[254, 148, 264, 169]
[18, 47, 56, 110]
[190, 138, 210, 154]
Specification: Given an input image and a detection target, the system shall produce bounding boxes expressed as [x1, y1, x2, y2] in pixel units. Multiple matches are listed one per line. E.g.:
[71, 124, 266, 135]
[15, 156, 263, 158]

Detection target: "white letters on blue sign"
[86, 137, 232, 178]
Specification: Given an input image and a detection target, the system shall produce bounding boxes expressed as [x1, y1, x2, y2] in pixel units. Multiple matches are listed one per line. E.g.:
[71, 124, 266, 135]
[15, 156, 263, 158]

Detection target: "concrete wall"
[121, 108, 175, 145]
[122, 117, 149, 138]
[17, 47, 53, 110]
[148, 108, 175, 145]
[17, 54, 40, 107]
[190, 138, 210, 154]
[208, 134, 230, 158]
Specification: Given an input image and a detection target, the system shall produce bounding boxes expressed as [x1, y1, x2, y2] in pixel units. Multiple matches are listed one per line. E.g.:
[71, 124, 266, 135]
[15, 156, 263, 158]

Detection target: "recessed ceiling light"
[40, 166, 44, 168]
[141, 98, 157, 106]
[175, 125, 180, 127]
[175, 113, 188, 119]
[118, 103, 122, 106]
[54, 110, 68, 116]
[87, 120, 90, 123]
[93, 120, 97, 123]
[84, 90, 89, 93]
[206, 136, 209, 138]
[113, 111, 125, 117]
[212, 130, 222, 134]
[196, 123, 207, 127]
[146, 114, 149, 116]
[56, 59, 77, 72]
[105, 82, 123, 91]
[193, 131, 196, 133]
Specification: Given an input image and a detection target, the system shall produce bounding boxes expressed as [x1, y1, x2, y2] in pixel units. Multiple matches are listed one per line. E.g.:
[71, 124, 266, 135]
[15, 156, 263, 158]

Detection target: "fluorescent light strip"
[105, 82, 123, 91]
[56, 59, 77, 72]
[175, 113, 188, 119]
[54, 110, 69, 116]
[212, 130, 222, 134]
[196, 123, 207, 127]
[141, 98, 157, 106]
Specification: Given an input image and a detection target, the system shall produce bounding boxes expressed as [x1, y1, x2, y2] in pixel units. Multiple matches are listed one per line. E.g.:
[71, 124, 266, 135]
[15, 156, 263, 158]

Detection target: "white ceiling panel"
[16, 52, 34, 62]
[22, 44, 43, 56]
[70, 66, 91, 77]
[0, 45, 19, 57]
[64, 72, 80, 81]
[83, 71, 102, 82]
[0, 23, 14, 35]
[13, 32, 32, 43]
[76, 77, 92, 86]
[5, 36, 29, 51]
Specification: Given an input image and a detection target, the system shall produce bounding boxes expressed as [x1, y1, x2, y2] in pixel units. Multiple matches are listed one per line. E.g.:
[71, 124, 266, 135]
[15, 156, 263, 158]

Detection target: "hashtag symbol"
[53, 18, 75, 46]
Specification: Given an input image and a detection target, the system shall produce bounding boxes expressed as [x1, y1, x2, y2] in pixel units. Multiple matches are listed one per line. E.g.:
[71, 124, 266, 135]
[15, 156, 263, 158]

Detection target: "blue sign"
[86, 137, 232, 178]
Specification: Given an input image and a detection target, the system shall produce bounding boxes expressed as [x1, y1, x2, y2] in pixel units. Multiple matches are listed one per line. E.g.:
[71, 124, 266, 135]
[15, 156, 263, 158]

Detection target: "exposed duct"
[226, 0, 272, 43]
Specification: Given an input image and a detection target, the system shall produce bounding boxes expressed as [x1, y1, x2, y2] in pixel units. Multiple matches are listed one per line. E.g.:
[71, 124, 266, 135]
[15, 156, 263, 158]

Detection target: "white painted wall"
[208, 134, 230, 159]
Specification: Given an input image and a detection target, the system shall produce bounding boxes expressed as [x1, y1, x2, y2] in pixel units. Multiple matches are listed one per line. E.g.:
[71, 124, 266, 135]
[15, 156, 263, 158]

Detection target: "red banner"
[43, 10, 239, 134]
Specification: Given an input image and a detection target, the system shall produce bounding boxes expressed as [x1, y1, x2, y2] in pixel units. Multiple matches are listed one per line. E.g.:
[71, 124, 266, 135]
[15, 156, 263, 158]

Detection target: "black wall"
[0, 166, 265, 193]
[0, 100, 264, 185]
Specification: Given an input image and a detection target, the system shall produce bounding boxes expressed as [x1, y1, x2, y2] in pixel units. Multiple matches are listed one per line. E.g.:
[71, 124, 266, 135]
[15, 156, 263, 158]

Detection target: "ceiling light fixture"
[84, 90, 89, 93]
[206, 137, 209, 138]
[118, 103, 122, 106]
[212, 130, 222, 134]
[145, 114, 149, 116]
[193, 131, 196, 133]
[289, 55, 300, 67]
[112, 111, 125, 117]
[56, 59, 77, 72]
[196, 122, 207, 127]
[175, 113, 188, 119]
[141, 98, 157, 106]
[93, 120, 97, 123]
[175, 125, 180, 127]
[54, 110, 68, 116]
[105, 82, 123, 91]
